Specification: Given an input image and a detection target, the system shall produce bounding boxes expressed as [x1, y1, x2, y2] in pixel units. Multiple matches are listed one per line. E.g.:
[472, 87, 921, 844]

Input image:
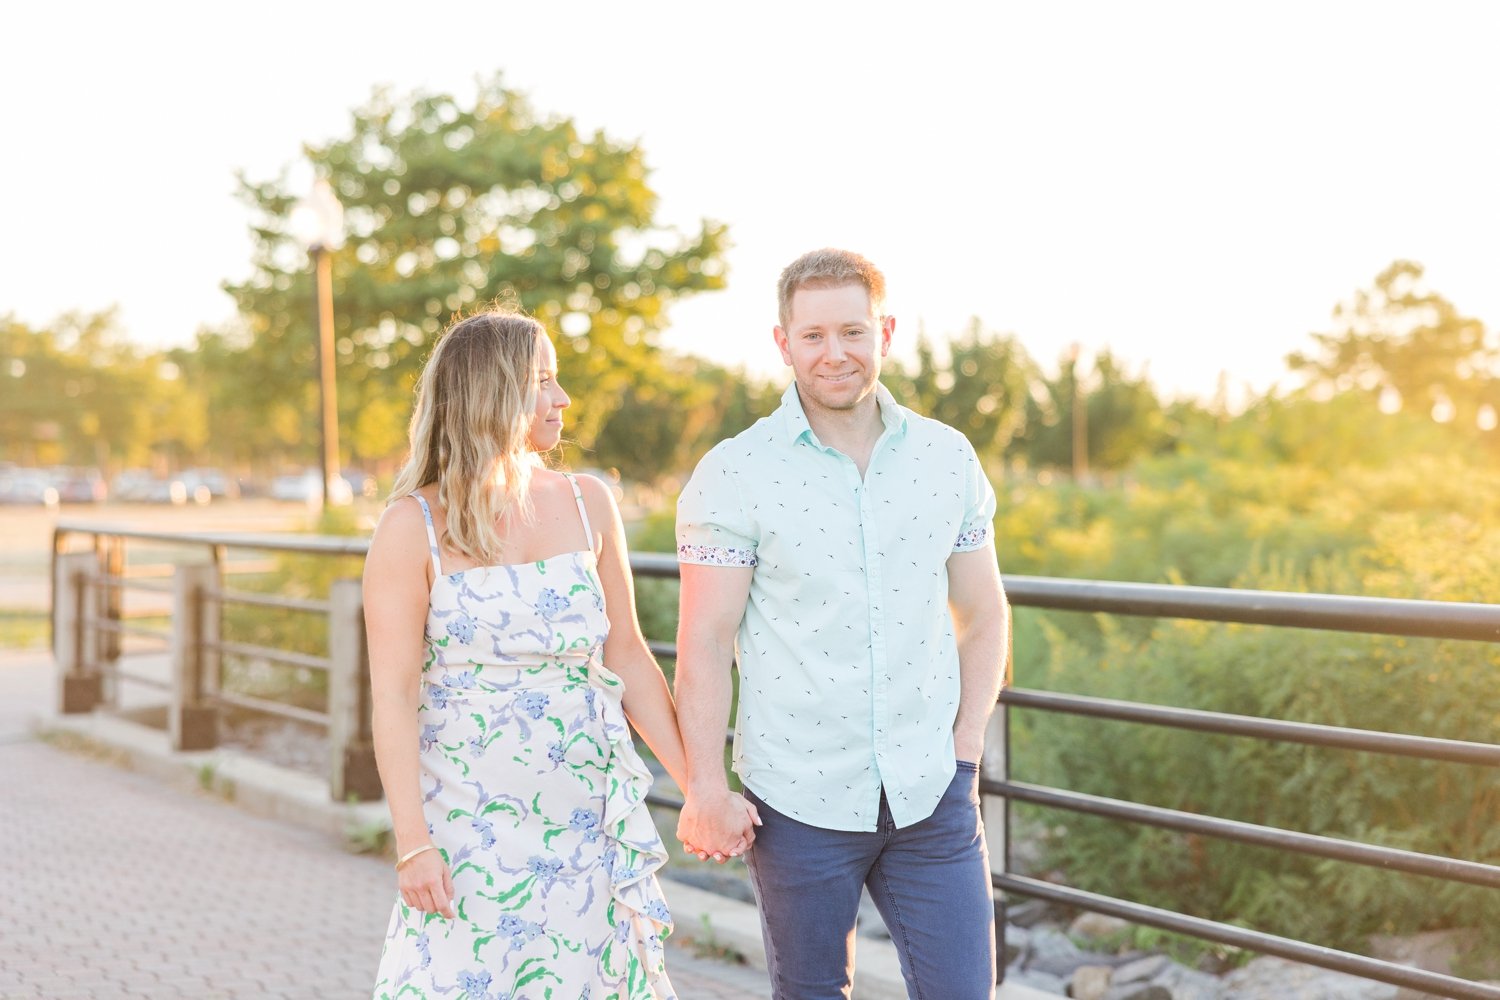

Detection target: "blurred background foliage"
[4, 74, 1498, 959]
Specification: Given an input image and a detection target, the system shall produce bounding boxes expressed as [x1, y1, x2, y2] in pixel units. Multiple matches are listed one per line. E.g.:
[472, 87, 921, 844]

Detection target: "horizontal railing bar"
[631, 552, 679, 580]
[110, 671, 171, 691]
[56, 522, 370, 557]
[208, 588, 331, 615]
[991, 780, 1500, 888]
[106, 560, 276, 581]
[647, 640, 676, 660]
[1003, 575, 1500, 643]
[995, 875, 1500, 999]
[92, 621, 173, 642]
[93, 575, 175, 595]
[210, 690, 329, 727]
[1003, 689, 1500, 766]
[210, 640, 330, 673]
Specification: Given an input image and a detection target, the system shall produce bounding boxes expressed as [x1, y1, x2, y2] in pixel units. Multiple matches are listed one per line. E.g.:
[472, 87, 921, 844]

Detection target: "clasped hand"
[677, 790, 762, 864]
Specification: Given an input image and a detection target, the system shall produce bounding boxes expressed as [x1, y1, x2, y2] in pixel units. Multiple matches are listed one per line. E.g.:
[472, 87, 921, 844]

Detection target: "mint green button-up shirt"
[676, 382, 998, 832]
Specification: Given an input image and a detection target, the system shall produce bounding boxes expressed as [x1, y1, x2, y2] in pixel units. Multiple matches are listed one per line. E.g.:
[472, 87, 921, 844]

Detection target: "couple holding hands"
[364, 248, 1010, 1000]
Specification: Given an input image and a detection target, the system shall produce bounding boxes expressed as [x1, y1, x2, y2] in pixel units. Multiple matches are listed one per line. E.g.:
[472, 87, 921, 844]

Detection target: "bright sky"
[5, 1, 1498, 402]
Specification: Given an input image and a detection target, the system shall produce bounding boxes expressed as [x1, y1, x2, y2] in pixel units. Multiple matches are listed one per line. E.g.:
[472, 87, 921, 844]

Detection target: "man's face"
[774, 283, 893, 418]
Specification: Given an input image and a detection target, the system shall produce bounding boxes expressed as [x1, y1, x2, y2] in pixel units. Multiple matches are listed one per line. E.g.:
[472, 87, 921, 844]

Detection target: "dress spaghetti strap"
[562, 473, 594, 553]
[409, 494, 443, 576]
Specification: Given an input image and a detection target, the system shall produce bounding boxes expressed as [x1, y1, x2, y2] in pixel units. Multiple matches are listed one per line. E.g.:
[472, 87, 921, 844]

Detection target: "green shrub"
[1010, 455, 1500, 955]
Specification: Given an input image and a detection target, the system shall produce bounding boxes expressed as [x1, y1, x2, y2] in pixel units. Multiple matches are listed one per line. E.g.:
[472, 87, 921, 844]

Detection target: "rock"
[1009, 897, 1060, 927]
[1148, 962, 1221, 1000]
[1004, 923, 1033, 966]
[1069, 912, 1132, 944]
[1103, 985, 1171, 1000]
[1008, 966, 1068, 995]
[1110, 954, 1170, 985]
[1068, 964, 1112, 999]
[1219, 956, 1399, 999]
[1027, 927, 1087, 977]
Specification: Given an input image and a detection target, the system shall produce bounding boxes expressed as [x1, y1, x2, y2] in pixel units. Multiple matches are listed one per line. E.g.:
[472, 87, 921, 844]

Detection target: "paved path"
[0, 652, 772, 1000]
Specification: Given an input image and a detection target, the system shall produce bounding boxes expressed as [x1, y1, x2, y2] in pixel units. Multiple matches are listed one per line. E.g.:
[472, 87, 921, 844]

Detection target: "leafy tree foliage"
[0, 311, 187, 469]
[1016, 347, 1173, 472]
[222, 74, 729, 469]
[1288, 260, 1498, 429]
[884, 321, 1033, 464]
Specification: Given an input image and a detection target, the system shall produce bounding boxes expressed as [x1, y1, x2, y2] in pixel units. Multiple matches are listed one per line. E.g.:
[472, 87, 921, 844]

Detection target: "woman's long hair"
[389, 310, 544, 566]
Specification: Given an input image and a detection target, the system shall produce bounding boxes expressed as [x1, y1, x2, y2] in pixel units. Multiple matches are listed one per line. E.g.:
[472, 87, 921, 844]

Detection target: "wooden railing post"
[329, 578, 381, 801]
[53, 551, 101, 714]
[170, 564, 218, 751]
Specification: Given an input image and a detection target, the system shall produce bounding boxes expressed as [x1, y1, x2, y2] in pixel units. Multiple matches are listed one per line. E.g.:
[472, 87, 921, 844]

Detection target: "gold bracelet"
[395, 844, 440, 871]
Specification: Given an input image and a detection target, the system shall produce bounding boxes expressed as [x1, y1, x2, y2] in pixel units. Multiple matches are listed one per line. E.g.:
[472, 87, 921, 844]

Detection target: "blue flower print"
[569, 808, 602, 843]
[547, 741, 566, 765]
[527, 855, 564, 881]
[615, 865, 639, 881]
[415, 931, 432, 969]
[535, 587, 569, 617]
[466, 734, 487, 757]
[495, 915, 544, 950]
[445, 612, 476, 644]
[584, 688, 598, 721]
[428, 685, 451, 710]
[472, 816, 496, 848]
[457, 969, 492, 997]
[517, 691, 550, 720]
[443, 670, 477, 689]
[420, 724, 442, 752]
[644, 899, 672, 923]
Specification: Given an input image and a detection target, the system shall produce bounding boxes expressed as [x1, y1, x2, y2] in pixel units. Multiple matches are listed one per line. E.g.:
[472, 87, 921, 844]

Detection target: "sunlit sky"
[5, 1, 1498, 402]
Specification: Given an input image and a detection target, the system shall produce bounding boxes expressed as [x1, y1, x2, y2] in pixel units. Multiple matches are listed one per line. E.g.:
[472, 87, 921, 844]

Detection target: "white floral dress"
[373, 476, 675, 1000]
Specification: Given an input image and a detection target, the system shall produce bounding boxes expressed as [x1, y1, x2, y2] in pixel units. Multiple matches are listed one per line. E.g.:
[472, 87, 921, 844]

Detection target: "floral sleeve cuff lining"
[952, 525, 990, 552]
[678, 543, 758, 567]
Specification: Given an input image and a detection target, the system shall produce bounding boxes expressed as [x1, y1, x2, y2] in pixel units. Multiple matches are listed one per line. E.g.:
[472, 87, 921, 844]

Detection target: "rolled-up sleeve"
[677, 445, 759, 567]
[953, 438, 997, 552]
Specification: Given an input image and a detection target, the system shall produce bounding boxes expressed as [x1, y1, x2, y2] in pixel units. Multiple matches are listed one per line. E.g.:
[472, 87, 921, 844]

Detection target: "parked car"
[180, 468, 238, 501]
[0, 468, 60, 507]
[271, 469, 353, 506]
[49, 467, 108, 503]
[109, 469, 208, 505]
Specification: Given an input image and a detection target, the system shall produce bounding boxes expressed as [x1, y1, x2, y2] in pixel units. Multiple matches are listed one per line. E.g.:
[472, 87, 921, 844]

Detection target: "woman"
[365, 310, 747, 999]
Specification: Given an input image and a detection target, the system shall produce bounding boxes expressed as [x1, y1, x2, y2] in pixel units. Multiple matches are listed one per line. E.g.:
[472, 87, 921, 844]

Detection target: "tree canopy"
[218, 74, 729, 467]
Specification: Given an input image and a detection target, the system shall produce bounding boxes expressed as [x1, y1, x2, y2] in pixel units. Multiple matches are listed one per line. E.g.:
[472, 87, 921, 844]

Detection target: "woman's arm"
[364, 497, 453, 918]
[581, 475, 689, 791]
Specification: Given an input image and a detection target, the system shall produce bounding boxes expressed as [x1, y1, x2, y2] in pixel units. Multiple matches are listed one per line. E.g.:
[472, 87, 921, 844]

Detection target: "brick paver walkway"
[0, 735, 769, 999]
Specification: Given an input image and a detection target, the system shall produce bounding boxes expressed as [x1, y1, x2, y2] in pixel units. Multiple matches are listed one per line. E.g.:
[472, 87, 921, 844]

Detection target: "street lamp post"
[293, 180, 345, 509]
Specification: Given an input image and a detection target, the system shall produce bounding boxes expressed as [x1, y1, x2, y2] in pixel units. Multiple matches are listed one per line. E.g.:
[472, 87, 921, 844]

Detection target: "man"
[674, 248, 1010, 999]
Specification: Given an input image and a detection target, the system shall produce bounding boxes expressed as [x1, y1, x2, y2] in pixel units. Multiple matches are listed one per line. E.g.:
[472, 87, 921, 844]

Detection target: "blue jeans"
[743, 762, 996, 1000]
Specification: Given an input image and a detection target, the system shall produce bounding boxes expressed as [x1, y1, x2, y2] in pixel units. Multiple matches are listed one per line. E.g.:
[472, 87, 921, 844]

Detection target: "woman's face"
[528, 334, 570, 451]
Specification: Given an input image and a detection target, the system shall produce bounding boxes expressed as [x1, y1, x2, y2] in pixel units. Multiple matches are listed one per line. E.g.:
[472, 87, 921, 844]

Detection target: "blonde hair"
[389, 310, 546, 565]
[776, 248, 887, 328]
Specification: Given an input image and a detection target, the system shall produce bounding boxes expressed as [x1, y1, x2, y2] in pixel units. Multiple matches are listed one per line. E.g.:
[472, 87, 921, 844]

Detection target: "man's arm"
[674, 562, 760, 860]
[947, 541, 1010, 763]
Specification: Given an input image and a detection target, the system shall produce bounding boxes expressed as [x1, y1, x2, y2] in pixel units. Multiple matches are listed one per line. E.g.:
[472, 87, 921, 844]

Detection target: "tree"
[1018, 348, 1170, 473]
[884, 321, 1034, 464]
[223, 75, 729, 472]
[1287, 260, 1498, 429]
[0, 310, 178, 470]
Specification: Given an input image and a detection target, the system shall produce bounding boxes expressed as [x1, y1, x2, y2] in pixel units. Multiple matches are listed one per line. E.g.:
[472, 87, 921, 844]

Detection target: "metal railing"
[50, 532, 1500, 999]
[51, 522, 379, 800]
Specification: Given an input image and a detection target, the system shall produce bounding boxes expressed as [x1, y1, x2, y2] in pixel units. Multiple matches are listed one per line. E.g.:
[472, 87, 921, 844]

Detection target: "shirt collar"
[778, 380, 909, 447]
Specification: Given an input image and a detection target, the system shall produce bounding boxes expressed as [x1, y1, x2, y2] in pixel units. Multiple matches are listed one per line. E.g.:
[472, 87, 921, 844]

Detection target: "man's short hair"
[777, 248, 887, 328]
